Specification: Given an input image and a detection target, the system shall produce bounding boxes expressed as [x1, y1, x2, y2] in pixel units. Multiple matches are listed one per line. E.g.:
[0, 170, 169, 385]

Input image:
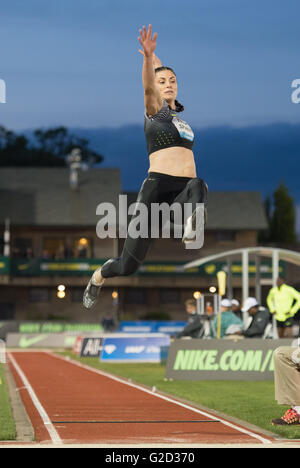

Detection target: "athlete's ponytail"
[174, 100, 184, 113]
[154, 66, 184, 113]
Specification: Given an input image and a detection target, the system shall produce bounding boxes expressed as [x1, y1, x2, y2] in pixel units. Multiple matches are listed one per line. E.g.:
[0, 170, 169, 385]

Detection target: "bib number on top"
[172, 116, 194, 142]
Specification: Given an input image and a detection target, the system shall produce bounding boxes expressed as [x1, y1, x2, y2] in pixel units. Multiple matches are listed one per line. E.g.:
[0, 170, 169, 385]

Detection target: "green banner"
[6, 333, 83, 349]
[0, 321, 104, 340]
[11, 259, 104, 276]
[0, 257, 10, 274]
[8, 258, 286, 277]
[18, 322, 104, 334]
[138, 259, 285, 277]
[165, 338, 296, 381]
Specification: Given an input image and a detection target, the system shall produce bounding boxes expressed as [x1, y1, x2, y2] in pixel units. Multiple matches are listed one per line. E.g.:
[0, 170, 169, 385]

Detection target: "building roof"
[0, 168, 268, 229]
[205, 191, 268, 230]
[125, 190, 268, 230]
[0, 167, 121, 226]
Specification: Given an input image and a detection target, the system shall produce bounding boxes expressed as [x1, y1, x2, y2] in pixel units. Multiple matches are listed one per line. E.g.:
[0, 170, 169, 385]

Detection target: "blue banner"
[118, 321, 186, 335]
[100, 336, 171, 363]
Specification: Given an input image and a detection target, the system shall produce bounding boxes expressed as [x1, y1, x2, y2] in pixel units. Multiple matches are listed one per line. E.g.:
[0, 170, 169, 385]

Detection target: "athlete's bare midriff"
[148, 146, 197, 178]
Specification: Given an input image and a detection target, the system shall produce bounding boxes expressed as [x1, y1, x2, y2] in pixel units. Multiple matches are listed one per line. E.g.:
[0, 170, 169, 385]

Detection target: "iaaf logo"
[104, 344, 117, 355]
[125, 345, 160, 354]
[96, 195, 205, 250]
[82, 338, 103, 356]
[0, 79, 6, 103]
[291, 79, 300, 103]
[125, 346, 145, 354]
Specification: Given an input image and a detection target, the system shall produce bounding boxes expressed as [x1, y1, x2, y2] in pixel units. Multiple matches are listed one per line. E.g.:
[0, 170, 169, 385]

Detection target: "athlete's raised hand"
[138, 24, 157, 58]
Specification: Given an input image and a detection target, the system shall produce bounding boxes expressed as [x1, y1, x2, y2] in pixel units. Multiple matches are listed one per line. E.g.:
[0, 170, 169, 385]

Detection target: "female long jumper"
[83, 25, 208, 309]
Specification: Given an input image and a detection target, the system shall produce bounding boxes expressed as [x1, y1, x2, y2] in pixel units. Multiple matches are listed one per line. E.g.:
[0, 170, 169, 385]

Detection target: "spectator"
[232, 299, 243, 320]
[176, 299, 204, 339]
[64, 245, 74, 259]
[26, 247, 34, 259]
[78, 245, 88, 258]
[101, 313, 116, 332]
[12, 247, 21, 258]
[41, 250, 50, 260]
[267, 277, 300, 338]
[213, 298, 243, 339]
[242, 297, 270, 338]
[271, 344, 300, 426]
[205, 301, 213, 316]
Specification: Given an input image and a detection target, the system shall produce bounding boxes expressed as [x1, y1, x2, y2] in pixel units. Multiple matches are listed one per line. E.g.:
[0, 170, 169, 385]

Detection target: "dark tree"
[260, 182, 297, 243]
[0, 125, 104, 166]
[269, 182, 297, 243]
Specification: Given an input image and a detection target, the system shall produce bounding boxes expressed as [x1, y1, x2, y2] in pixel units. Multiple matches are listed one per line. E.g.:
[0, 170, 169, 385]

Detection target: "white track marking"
[49, 352, 272, 445]
[8, 353, 63, 445]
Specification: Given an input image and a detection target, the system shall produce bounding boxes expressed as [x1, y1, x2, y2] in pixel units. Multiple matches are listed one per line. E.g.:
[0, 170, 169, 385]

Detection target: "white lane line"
[8, 353, 63, 446]
[49, 352, 272, 445]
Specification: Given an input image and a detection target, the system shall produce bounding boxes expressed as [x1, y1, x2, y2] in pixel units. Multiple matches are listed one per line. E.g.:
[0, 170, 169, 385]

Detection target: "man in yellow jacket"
[267, 277, 300, 338]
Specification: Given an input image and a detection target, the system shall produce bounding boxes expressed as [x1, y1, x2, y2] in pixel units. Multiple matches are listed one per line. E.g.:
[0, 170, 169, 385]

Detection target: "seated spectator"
[242, 297, 270, 338]
[272, 344, 300, 426]
[176, 299, 204, 339]
[41, 250, 50, 260]
[213, 298, 244, 338]
[26, 247, 34, 259]
[232, 299, 243, 320]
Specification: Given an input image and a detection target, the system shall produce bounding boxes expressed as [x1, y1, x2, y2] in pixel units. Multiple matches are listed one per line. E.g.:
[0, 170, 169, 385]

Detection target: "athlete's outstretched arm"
[152, 52, 162, 69]
[139, 50, 162, 69]
[138, 24, 163, 116]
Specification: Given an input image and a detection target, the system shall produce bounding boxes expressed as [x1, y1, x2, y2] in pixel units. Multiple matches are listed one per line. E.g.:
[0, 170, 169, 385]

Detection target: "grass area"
[0, 363, 16, 440]
[60, 351, 300, 440]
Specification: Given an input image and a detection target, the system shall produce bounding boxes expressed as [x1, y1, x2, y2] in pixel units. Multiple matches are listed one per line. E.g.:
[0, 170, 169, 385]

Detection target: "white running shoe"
[182, 206, 207, 244]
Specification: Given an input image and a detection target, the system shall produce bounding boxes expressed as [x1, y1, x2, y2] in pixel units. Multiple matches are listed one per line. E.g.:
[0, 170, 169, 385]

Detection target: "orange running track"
[8, 351, 274, 446]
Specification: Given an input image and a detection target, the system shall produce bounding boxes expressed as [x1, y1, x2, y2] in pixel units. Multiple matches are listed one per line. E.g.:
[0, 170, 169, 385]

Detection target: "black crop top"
[144, 101, 195, 156]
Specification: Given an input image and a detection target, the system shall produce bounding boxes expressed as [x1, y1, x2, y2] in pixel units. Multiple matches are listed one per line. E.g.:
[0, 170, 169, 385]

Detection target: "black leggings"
[101, 171, 208, 278]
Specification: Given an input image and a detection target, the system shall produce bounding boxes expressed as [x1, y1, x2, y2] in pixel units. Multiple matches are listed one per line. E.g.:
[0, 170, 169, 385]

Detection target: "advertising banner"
[6, 333, 78, 349]
[7, 258, 285, 278]
[79, 337, 104, 357]
[118, 322, 154, 333]
[101, 335, 171, 363]
[18, 322, 104, 334]
[0, 321, 103, 338]
[0, 257, 10, 274]
[165, 338, 297, 381]
[118, 321, 186, 335]
[73, 336, 83, 355]
[138, 259, 286, 278]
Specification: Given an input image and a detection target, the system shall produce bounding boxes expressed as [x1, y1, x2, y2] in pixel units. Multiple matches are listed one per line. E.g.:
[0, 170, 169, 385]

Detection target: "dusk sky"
[1, 0, 300, 130]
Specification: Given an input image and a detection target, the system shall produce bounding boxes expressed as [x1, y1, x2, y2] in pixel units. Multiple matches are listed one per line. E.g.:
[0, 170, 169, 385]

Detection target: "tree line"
[0, 125, 103, 166]
[259, 182, 297, 243]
